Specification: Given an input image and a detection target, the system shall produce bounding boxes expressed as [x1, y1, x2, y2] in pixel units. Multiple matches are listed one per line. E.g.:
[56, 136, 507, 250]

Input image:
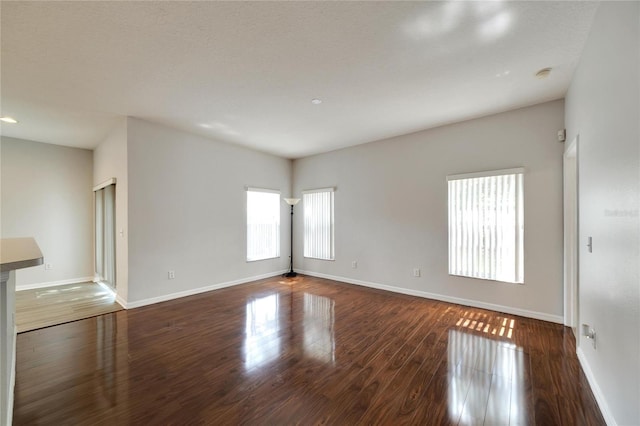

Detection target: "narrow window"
[303, 188, 335, 260]
[448, 168, 524, 284]
[246, 188, 280, 261]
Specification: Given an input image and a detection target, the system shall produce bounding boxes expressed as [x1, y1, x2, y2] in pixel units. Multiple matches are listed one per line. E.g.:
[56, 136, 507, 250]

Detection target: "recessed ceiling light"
[0, 116, 18, 124]
[535, 67, 552, 79]
[311, 99, 322, 105]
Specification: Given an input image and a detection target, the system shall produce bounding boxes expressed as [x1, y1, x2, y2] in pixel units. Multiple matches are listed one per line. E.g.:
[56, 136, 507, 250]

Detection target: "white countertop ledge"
[1, 238, 44, 273]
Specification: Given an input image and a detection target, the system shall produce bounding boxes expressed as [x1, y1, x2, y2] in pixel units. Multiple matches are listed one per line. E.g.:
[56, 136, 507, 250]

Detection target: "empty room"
[0, 1, 638, 425]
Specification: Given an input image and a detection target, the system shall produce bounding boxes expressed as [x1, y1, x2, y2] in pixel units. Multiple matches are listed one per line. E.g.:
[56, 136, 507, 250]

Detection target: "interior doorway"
[94, 180, 116, 291]
[563, 136, 579, 332]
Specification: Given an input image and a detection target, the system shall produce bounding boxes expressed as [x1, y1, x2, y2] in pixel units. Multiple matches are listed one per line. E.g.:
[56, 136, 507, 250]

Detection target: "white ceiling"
[0, 1, 598, 159]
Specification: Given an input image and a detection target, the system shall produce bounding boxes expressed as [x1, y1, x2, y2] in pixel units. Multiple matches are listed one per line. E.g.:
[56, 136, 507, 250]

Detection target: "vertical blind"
[95, 183, 116, 289]
[303, 188, 335, 260]
[448, 169, 524, 284]
[246, 188, 280, 261]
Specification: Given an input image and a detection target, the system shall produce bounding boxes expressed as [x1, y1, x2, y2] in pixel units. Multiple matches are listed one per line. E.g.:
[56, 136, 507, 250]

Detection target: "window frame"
[302, 187, 335, 261]
[246, 187, 281, 262]
[447, 168, 524, 284]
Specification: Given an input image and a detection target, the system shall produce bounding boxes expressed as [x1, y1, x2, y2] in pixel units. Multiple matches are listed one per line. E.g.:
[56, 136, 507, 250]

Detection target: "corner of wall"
[94, 117, 129, 306]
[564, 3, 640, 424]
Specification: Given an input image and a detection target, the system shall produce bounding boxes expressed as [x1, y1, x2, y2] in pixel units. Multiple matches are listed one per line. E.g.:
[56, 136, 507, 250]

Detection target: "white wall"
[126, 118, 291, 305]
[94, 118, 129, 304]
[293, 100, 565, 322]
[565, 2, 640, 425]
[1, 137, 93, 287]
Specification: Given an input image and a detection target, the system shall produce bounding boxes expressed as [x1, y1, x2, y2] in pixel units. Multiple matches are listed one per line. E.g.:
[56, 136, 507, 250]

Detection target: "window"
[246, 188, 280, 261]
[448, 168, 524, 284]
[303, 188, 335, 260]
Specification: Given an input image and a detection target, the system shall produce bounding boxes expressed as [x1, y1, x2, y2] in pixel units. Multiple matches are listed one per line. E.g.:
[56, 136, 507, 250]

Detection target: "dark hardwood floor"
[13, 275, 604, 425]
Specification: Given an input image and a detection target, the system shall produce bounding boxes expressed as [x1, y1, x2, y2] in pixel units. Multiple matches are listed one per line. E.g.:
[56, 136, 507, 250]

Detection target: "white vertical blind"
[303, 188, 335, 260]
[95, 187, 104, 281]
[103, 184, 116, 287]
[448, 170, 524, 284]
[247, 189, 280, 261]
[94, 183, 116, 289]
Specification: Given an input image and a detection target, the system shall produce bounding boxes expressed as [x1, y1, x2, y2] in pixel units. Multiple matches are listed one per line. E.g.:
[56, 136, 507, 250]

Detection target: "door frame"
[93, 178, 117, 291]
[563, 136, 579, 330]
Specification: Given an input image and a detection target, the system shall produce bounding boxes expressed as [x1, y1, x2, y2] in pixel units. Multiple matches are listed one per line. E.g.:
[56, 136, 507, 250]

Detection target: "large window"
[246, 188, 280, 261]
[303, 188, 335, 260]
[448, 168, 524, 284]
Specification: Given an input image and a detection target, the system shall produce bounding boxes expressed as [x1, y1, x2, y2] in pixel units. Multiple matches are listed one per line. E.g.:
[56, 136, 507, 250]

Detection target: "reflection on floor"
[244, 291, 336, 372]
[13, 275, 605, 424]
[15, 281, 123, 332]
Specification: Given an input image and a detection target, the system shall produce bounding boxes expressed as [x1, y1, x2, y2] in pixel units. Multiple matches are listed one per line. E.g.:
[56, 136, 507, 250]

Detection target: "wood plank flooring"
[15, 282, 123, 333]
[13, 275, 605, 425]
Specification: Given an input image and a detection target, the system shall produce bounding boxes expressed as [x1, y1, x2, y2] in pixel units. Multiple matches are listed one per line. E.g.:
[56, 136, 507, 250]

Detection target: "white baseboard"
[115, 294, 128, 310]
[298, 270, 564, 324]
[16, 276, 93, 291]
[577, 347, 616, 426]
[125, 270, 288, 309]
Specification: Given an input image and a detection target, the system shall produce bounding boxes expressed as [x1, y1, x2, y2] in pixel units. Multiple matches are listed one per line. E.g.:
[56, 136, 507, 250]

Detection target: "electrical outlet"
[352, 261, 358, 269]
[413, 268, 421, 277]
[168, 270, 175, 279]
[582, 324, 596, 349]
[45, 263, 53, 270]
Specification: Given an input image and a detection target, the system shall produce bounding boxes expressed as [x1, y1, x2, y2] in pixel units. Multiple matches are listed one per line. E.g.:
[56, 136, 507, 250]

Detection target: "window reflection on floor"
[96, 314, 118, 405]
[303, 293, 335, 363]
[447, 329, 524, 424]
[244, 294, 280, 370]
[455, 310, 516, 339]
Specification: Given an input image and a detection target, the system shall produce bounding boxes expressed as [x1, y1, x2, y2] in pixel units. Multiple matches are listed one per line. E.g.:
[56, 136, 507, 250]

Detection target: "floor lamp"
[284, 198, 300, 277]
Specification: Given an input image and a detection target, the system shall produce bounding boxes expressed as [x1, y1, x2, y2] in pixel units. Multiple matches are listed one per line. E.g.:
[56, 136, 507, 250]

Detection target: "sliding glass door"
[95, 184, 116, 290]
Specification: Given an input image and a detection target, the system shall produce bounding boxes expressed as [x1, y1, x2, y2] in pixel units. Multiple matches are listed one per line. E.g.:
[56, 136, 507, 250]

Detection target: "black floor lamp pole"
[284, 198, 300, 278]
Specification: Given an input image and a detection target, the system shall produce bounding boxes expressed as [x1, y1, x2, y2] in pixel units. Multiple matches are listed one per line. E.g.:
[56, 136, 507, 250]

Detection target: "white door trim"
[563, 135, 579, 329]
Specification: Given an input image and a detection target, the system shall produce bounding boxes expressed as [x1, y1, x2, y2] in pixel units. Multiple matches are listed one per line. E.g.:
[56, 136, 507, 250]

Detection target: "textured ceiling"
[0, 1, 598, 158]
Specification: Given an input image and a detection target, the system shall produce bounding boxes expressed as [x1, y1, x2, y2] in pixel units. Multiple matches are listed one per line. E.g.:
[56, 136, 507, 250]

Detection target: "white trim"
[563, 135, 579, 327]
[577, 348, 616, 426]
[93, 177, 116, 192]
[302, 187, 335, 194]
[115, 294, 128, 309]
[125, 270, 288, 309]
[447, 167, 524, 181]
[16, 276, 94, 291]
[6, 325, 16, 426]
[245, 186, 281, 194]
[297, 270, 564, 324]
